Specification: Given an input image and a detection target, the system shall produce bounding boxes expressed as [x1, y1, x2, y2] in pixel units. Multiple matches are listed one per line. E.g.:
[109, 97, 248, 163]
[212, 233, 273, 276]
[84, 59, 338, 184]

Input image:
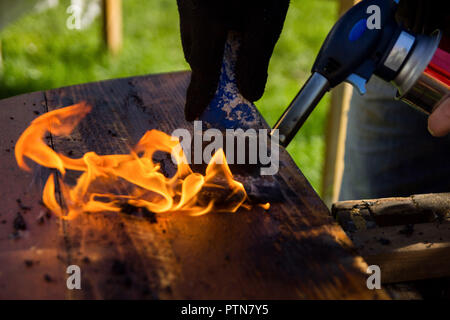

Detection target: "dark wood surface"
[0, 72, 388, 299]
[333, 194, 450, 283]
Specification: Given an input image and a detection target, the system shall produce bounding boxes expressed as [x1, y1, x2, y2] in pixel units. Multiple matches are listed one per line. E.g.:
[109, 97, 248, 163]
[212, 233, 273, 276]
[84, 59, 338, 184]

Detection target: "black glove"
[395, 0, 450, 36]
[177, 0, 290, 121]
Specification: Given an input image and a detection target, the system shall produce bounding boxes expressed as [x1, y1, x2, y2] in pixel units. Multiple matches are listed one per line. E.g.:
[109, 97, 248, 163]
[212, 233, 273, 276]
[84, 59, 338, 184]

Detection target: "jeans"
[339, 76, 450, 201]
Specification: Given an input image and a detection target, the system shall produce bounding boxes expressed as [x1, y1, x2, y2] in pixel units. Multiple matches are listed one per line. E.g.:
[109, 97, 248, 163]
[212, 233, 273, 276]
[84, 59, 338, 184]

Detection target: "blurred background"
[0, 0, 337, 194]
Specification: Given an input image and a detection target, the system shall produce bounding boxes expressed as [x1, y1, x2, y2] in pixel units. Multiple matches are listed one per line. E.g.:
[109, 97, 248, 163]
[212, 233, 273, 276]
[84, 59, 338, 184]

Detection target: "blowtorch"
[272, 0, 450, 147]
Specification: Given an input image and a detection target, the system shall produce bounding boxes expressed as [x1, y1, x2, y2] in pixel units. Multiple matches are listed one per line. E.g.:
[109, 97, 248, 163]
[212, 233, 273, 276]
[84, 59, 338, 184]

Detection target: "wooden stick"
[0, 37, 3, 73]
[103, 0, 122, 55]
[332, 193, 450, 232]
[321, 0, 358, 207]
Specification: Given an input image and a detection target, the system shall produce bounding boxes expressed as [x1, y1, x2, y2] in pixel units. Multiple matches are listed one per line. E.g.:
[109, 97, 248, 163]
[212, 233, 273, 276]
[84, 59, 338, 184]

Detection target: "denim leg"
[339, 76, 450, 201]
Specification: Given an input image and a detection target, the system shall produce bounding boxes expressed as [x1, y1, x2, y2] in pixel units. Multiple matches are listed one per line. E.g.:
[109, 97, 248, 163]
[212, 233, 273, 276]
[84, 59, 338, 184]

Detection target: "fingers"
[184, 6, 227, 120]
[235, 0, 289, 102]
[428, 97, 450, 137]
[178, 0, 290, 119]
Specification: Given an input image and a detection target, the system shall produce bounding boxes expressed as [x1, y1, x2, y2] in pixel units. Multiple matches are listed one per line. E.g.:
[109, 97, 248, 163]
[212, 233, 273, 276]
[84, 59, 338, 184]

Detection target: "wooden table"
[0, 72, 388, 299]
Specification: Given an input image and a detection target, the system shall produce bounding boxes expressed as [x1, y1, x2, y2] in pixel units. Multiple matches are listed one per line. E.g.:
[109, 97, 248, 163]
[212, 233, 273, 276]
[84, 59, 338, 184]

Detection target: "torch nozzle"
[271, 72, 329, 147]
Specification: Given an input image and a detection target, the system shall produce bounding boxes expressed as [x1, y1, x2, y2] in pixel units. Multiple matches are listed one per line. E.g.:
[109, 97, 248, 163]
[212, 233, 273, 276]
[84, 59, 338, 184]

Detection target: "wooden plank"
[334, 194, 450, 283]
[0, 72, 389, 299]
[351, 221, 450, 283]
[0, 92, 68, 299]
[103, 0, 122, 55]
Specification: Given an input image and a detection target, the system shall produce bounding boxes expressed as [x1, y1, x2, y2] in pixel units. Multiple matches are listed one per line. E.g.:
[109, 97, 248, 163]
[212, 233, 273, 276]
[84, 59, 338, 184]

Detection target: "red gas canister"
[394, 32, 450, 114]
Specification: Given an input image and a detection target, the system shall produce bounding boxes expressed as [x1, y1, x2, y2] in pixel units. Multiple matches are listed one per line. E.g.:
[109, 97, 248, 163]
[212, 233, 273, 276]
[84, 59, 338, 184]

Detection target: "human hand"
[428, 97, 450, 137]
[177, 0, 290, 121]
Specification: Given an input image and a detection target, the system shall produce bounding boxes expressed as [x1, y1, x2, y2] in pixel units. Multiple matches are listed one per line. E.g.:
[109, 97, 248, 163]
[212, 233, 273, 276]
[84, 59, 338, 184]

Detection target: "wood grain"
[351, 221, 450, 283]
[0, 72, 388, 299]
[0, 92, 68, 299]
[333, 193, 450, 283]
[333, 193, 450, 231]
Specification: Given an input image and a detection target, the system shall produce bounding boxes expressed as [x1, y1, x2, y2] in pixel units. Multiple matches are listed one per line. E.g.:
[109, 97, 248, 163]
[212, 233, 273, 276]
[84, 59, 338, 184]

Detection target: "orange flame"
[15, 103, 267, 220]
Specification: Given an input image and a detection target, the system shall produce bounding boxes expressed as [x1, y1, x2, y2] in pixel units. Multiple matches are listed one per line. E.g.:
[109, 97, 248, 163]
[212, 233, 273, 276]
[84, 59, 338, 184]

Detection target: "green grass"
[0, 0, 337, 194]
